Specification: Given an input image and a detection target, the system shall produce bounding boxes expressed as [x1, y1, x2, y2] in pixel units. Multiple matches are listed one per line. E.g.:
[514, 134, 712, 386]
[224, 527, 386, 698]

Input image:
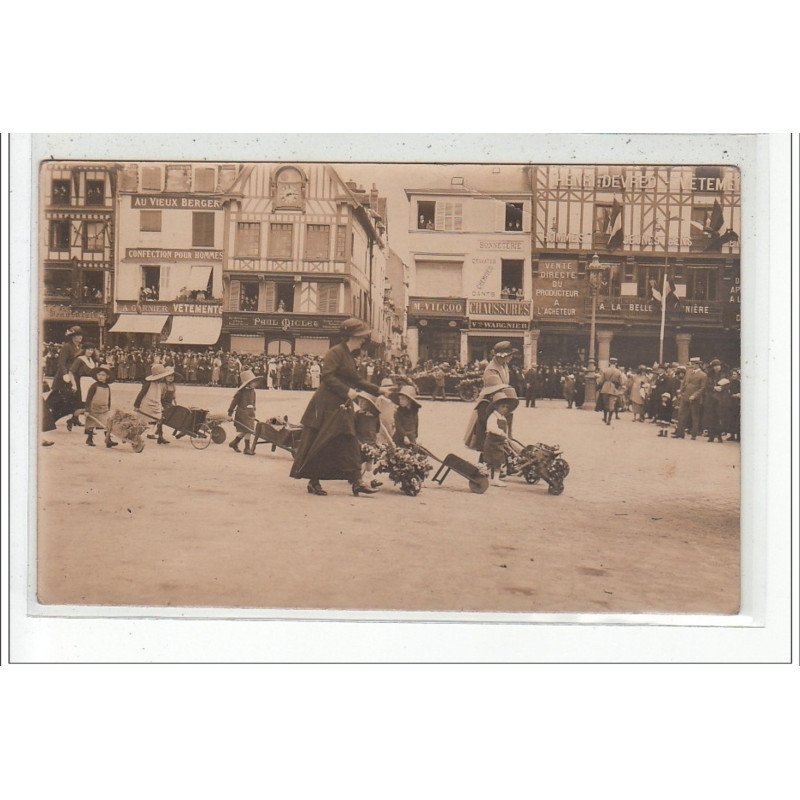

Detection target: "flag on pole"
[606, 198, 624, 250]
[707, 199, 724, 233]
[649, 268, 680, 311]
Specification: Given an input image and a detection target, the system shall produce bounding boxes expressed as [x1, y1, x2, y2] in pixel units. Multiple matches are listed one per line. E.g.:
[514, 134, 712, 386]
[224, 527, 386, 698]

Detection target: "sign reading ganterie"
[131, 194, 225, 210]
[125, 248, 223, 261]
[224, 312, 345, 334]
[116, 301, 222, 316]
[532, 260, 585, 320]
[408, 297, 467, 317]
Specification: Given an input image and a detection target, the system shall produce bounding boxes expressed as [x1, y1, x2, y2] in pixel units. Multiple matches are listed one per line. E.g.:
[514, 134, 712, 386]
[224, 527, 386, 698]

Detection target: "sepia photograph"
[34, 154, 743, 614]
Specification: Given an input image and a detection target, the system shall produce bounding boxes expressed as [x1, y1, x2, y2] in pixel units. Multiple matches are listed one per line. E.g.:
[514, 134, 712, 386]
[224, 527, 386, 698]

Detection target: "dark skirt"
[290, 410, 361, 482]
[46, 387, 79, 422]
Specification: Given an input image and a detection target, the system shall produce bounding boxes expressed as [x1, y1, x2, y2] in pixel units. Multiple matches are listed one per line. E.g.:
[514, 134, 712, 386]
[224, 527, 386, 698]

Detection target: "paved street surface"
[37, 386, 740, 614]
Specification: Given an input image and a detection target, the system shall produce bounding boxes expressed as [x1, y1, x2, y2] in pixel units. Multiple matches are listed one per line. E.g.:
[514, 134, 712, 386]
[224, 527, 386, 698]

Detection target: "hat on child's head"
[490, 387, 519, 413]
[355, 391, 381, 414]
[93, 364, 114, 382]
[397, 385, 421, 408]
[380, 377, 396, 388]
[146, 363, 175, 381]
[238, 369, 260, 388]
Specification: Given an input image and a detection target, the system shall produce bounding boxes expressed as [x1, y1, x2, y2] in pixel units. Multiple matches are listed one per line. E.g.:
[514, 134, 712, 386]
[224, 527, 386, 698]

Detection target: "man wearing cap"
[673, 357, 706, 439]
[597, 357, 624, 426]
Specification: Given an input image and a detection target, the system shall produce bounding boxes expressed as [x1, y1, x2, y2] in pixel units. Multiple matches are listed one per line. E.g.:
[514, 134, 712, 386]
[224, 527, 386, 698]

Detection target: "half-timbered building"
[221, 164, 389, 356]
[40, 162, 117, 345]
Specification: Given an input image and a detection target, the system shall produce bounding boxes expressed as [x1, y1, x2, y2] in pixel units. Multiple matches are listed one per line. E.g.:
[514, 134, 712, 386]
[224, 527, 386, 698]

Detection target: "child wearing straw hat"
[393, 385, 421, 448]
[483, 388, 519, 487]
[376, 377, 398, 439]
[133, 362, 175, 444]
[354, 391, 391, 488]
[83, 364, 118, 448]
[227, 369, 261, 455]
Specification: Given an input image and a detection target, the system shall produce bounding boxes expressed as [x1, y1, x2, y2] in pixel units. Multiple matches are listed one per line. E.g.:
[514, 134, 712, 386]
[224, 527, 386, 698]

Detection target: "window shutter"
[434, 201, 444, 231]
[226, 280, 241, 311]
[452, 202, 463, 231]
[262, 281, 276, 312]
[318, 283, 339, 313]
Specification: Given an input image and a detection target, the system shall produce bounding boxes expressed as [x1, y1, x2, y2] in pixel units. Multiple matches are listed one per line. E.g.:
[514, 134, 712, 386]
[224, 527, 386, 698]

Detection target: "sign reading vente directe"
[532, 260, 585, 319]
[131, 194, 224, 210]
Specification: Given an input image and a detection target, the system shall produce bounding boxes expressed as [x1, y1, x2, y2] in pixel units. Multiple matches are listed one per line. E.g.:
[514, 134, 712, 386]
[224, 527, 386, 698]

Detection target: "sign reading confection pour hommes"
[125, 248, 223, 261]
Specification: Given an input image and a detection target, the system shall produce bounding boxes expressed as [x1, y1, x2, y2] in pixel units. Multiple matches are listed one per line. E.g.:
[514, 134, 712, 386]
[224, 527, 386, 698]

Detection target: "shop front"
[42, 304, 108, 346]
[406, 297, 468, 365]
[109, 300, 222, 348]
[222, 312, 349, 355]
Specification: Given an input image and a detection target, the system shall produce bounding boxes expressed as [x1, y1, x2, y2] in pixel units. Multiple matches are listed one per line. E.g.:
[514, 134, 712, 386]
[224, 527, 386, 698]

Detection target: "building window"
[304, 224, 330, 260]
[79, 271, 104, 303]
[269, 223, 293, 258]
[85, 179, 105, 206]
[417, 200, 435, 230]
[317, 282, 340, 314]
[239, 281, 259, 311]
[44, 268, 73, 299]
[140, 210, 162, 232]
[141, 166, 162, 191]
[50, 220, 71, 251]
[275, 282, 294, 312]
[637, 265, 662, 298]
[194, 166, 216, 192]
[505, 202, 523, 231]
[192, 212, 215, 247]
[82, 221, 105, 252]
[51, 179, 71, 206]
[690, 206, 713, 248]
[141, 266, 161, 301]
[166, 164, 191, 192]
[336, 225, 347, 258]
[593, 204, 613, 246]
[500, 260, 524, 299]
[236, 222, 261, 257]
[687, 268, 718, 302]
[440, 201, 463, 231]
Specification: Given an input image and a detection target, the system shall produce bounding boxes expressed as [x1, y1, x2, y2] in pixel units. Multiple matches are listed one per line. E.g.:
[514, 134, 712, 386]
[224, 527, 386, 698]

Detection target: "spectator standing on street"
[673, 357, 706, 439]
[598, 357, 624, 426]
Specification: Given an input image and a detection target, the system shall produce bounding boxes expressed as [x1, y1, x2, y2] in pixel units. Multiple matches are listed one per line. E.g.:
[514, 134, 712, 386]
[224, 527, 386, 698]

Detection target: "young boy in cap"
[83, 364, 118, 448]
[227, 369, 260, 455]
[483, 388, 519, 487]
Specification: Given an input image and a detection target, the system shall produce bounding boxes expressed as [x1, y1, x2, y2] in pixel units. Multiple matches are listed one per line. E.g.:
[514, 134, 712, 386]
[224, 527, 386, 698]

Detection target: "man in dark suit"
[673, 357, 706, 439]
[523, 366, 537, 408]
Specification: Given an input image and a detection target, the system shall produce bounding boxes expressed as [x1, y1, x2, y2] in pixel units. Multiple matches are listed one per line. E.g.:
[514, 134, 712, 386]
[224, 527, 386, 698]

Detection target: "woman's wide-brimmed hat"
[490, 386, 519, 412]
[339, 317, 372, 338]
[355, 391, 381, 414]
[478, 381, 509, 399]
[146, 363, 175, 381]
[65, 325, 83, 338]
[93, 364, 114, 381]
[238, 369, 260, 388]
[380, 377, 396, 388]
[397, 385, 421, 408]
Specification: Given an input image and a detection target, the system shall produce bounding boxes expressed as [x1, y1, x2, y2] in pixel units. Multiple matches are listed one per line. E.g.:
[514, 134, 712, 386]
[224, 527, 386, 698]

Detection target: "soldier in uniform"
[673, 356, 706, 439]
[597, 357, 623, 426]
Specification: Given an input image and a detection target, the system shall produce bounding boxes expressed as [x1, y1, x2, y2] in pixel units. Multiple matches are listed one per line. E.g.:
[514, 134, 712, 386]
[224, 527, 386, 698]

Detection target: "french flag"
[606, 198, 624, 250]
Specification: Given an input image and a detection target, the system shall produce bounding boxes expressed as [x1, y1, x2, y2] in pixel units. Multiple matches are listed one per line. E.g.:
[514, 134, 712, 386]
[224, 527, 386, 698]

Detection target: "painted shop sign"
[131, 194, 225, 210]
[116, 301, 223, 316]
[468, 300, 531, 317]
[550, 168, 733, 193]
[532, 260, 585, 320]
[224, 313, 344, 333]
[125, 248, 223, 261]
[477, 240, 524, 251]
[469, 319, 529, 331]
[408, 297, 467, 316]
[592, 299, 722, 322]
[723, 276, 741, 326]
[44, 303, 106, 322]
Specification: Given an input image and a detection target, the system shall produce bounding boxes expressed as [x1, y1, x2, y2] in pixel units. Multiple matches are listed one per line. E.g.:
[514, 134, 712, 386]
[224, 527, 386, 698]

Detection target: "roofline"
[404, 188, 531, 199]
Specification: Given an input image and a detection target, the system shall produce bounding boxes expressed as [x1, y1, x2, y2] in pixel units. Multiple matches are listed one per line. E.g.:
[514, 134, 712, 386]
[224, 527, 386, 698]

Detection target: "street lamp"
[582, 253, 604, 409]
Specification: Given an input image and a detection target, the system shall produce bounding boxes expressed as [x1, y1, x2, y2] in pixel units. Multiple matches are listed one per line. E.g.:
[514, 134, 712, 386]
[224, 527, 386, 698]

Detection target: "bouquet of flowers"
[107, 409, 148, 452]
[373, 444, 433, 496]
[206, 412, 228, 426]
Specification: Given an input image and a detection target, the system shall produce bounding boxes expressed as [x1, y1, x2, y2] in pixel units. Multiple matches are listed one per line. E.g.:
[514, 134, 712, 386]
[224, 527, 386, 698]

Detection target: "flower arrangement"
[107, 410, 148, 451]
[370, 444, 433, 496]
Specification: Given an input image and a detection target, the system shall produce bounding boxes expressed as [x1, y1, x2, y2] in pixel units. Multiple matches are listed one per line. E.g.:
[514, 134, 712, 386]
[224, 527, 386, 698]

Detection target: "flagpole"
[659, 267, 667, 364]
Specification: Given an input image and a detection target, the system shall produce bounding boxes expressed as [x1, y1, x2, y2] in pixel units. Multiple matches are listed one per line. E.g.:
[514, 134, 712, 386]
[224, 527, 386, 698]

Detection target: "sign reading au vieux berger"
[532, 260, 585, 319]
[131, 195, 224, 210]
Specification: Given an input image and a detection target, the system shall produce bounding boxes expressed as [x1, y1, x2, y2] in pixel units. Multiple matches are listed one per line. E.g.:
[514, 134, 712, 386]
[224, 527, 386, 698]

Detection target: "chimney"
[345, 180, 358, 190]
[370, 183, 379, 210]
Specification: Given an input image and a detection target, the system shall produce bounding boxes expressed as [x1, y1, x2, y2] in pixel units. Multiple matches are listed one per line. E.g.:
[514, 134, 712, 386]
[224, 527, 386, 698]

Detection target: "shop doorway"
[266, 338, 293, 355]
[418, 326, 461, 364]
[468, 335, 524, 365]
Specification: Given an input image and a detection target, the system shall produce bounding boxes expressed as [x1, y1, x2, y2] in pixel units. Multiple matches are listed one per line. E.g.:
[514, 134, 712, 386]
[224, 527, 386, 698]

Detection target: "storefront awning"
[186, 265, 213, 291]
[162, 316, 222, 345]
[109, 314, 169, 334]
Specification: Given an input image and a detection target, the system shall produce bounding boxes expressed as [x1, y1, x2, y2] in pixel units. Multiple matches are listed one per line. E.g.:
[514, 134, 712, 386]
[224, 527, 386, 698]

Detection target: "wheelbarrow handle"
[411, 443, 443, 464]
[136, 410, 162, 423]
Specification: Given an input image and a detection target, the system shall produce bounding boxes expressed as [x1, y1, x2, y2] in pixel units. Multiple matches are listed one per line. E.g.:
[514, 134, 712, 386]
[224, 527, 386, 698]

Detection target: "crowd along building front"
[40, 162, 118, 346]
[221, 165, 388, 356]
[404, 164, 741, 369]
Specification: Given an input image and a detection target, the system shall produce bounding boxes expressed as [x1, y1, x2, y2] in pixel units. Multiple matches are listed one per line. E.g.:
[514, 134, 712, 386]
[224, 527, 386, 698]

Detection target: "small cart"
[250, 417, 304, 456]
[414, 444, 490, 494]
[141, 405, 227, 450]
[505, 438, 570, 495]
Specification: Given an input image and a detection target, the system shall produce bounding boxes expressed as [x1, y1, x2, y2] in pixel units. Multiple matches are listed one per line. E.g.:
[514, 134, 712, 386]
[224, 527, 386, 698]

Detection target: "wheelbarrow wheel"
[210, 425, 227, 444]
[401, 477, 422, 496]
[523, 468, 540, 485]
[468, 476, 490, 494]
[548, 482, 564, 496]
[191, 423, 212, 450]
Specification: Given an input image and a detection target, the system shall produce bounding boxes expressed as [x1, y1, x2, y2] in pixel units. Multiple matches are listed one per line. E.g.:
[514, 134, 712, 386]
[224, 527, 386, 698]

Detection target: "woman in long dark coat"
[290, 318, 391, 496]
[45, 326, 85, 430]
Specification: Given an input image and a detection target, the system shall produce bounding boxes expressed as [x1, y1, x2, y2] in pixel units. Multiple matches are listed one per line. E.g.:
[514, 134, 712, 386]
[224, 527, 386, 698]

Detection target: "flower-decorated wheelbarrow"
[412, 443, 490, 494]
[504, 438, 570, 495]
[139, 405, 227, 450]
